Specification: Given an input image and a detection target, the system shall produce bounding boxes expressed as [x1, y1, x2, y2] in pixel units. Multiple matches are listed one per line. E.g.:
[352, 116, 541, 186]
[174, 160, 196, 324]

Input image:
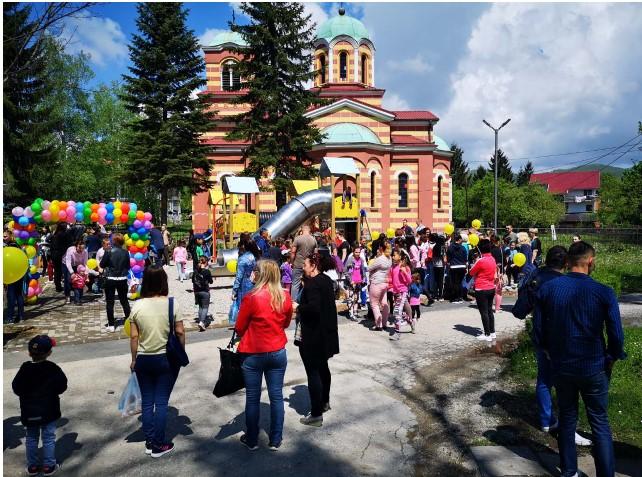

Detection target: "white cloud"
[387, 54, 433, 74]
[382, 93, 410, 111]
[438, 3, 642, 169]
[199, 28, 228, 48]
[59, 12, 127, 67]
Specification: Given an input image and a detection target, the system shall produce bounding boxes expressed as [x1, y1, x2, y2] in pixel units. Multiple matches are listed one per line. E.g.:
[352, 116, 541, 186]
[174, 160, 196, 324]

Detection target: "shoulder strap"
[168, 297, 175, 336]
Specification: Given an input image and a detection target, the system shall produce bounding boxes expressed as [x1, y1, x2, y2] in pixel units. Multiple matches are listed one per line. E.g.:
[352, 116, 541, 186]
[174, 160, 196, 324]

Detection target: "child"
[506, 241, 518, 288]
[389, 250, 413, 340]
[193, 257, 213, 331]
[172, 240, 188, 282]
[494, 265, 504, 313]
[12, 335, 67, 476]
[280, 255, 293, 292]
[70, 265, 88, 305]
[408, 273, 422, 322]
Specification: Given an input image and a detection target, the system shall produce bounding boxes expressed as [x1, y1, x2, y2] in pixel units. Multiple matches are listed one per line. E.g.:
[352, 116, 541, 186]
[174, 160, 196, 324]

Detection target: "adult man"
[446, 234, 469, 303]
[149, 226, 165, 268]
[503, 225, 518, 244]
[534, 242, 625, 477]
[415, 219, 426, 235]
[401, 219, 413, 236]
[161, 224, 171, 266]
[256, 228, 270, 258]
[290, 225, 317, 301]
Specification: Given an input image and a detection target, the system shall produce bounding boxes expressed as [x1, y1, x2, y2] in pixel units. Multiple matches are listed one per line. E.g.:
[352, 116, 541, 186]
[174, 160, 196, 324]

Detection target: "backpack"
[511, 267, 540, 320]
[192, 269, 209, 292]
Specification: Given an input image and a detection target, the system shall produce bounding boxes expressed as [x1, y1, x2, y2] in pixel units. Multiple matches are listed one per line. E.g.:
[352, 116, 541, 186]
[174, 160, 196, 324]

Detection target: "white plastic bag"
[118, 372, 142, 417]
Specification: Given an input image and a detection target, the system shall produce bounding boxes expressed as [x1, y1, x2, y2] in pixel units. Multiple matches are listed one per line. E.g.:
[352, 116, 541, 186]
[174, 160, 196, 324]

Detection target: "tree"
[449, 143, 469, 188]
[515, 160, 534, 186]
[227, 2, 324, 195]
[474, 165, 487, 182]
[121, 2, 214, 224]
[488, 148, 513, 183]
[598, 164, 642, 225]
[3, 3, 60, 200]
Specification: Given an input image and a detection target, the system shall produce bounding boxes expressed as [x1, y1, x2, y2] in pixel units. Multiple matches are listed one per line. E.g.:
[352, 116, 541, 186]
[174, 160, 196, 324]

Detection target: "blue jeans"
[241, 348, 287, 446]
[6, 281, 25, 322]
[135, 354, 178, 447]
[73, 288, 83, 304]
[536, 351, 556, 428]
[553, 371, 614, 477]
[26, 421, 56, 467]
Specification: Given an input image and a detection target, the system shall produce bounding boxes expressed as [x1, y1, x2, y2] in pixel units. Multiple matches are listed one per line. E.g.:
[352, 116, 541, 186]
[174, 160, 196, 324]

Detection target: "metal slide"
[209, 187, 332, 275]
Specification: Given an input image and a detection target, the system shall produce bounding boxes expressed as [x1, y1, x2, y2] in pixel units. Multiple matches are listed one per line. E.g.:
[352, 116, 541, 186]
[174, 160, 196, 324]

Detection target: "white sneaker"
[490, 333, 497, 340]
[106, 325, 115, 333]
[476, 334, 489, 341]
[575, 432, 592, 446]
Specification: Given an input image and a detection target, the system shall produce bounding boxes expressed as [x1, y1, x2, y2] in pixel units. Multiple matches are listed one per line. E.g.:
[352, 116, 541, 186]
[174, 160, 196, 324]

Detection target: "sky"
[59, 2, 642, 173]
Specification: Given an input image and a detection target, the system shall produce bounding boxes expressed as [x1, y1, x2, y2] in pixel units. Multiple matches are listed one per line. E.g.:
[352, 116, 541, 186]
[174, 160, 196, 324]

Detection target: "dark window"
[361, 54, 367, 83]
[222, 62, 240, 91]
[586, 203, 593, 212]
[398, 173, 408, 208]
[437, 176, 443, 209]
[339, 52, 347, 80]
[276, 189, 287, 209]
[319, 55, 326, 84]
[370, 171, 376, 208]
[583, 189, 592, 196]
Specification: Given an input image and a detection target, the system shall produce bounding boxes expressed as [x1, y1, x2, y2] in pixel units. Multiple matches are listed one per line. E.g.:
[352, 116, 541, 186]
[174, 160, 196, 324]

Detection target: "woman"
[406, 235, 421, 271]
[63, 240, 88, 304]
[235, 260, 293, 451]
[431, 235, 446, 301]
[230, 239, 260, 327]
[129, 267, 185, 458]
[468, 239, 497, 342]
[99, 233, 131, 333]
[50, 223, 72, 293]
[517, 232, 533, 267]
[297, 252, 339, 427]
[368, 243, 392, 331]
[529, 228, 542, 266]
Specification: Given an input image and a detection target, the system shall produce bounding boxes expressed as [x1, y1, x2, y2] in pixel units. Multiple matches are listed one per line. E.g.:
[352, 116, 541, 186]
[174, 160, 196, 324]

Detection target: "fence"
[530, 227, 642, 248]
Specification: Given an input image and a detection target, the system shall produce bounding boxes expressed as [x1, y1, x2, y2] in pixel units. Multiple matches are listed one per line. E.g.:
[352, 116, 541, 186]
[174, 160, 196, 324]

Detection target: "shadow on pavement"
[285, 385, 310, 417]
[453, 324, 482, 337]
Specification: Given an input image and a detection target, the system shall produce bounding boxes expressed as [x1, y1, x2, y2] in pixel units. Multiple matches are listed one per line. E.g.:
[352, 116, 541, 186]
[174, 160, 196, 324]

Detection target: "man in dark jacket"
[149, 227, 165, 268]
[49, 224, 73, 293]
[99, 233, 131, 332]
[12, 335, 67, 476]
[446, 234, 469, 303]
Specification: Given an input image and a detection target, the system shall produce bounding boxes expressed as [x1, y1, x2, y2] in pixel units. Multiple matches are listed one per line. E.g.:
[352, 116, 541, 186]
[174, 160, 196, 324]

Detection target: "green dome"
[321, 123, 380, 144]
[209, 31, 247, 47]
[433, 135, 450, 152]
[316, 12, 370, 42]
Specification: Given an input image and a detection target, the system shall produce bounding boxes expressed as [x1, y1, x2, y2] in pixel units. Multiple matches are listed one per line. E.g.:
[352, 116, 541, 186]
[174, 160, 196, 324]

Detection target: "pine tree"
[488, 148, 514, 183]
[474, 165, 487, 182]
[3, 3, 59, 200]
[227, 2, 324, 194]
[121, 2, 214, 224]
[449, 143, 469, 189]
[516, 160, 534, 186]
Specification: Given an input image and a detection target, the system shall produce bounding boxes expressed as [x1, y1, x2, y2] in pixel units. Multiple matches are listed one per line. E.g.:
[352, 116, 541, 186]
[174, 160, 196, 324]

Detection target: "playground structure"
[206, 157, 366, 276]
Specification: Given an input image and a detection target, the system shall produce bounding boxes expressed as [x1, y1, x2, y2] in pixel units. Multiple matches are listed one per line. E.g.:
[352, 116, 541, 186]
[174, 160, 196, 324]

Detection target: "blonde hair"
[517, 231, 530, 245]
[248, 260, 285, 312]
[528, 228, 538, 235]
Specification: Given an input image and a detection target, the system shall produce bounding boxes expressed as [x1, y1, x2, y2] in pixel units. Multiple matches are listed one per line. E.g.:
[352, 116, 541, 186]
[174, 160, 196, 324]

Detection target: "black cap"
[28, 335, 56, 355]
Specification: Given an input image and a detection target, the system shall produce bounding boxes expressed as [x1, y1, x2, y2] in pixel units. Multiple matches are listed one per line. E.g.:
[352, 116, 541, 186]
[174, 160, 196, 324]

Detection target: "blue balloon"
[128, 226, 136, 233]
[75, 212, 84, 221]
[130, 203, 137, 212]
[106, 213, 114, 223]
[133, 270, 143, 279]
[106, 203, 114, 212]
[134, 252, 143, 260]
[31, 272, 41, 280]
[138, 227, 146, 235]
[18, 217, 29, 226]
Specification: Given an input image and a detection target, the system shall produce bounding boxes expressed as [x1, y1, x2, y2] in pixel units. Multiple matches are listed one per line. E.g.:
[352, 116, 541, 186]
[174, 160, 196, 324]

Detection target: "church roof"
[393, 111, 439, 121]
[433, 135, 450, 151]
[208, 31, 247, 47]
[316, 11, 370, 42]
[321, 123, 381, 144]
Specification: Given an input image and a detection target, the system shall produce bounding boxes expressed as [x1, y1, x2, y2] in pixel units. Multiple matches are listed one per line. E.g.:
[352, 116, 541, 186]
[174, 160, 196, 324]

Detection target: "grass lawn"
[507, 323, 642, 449]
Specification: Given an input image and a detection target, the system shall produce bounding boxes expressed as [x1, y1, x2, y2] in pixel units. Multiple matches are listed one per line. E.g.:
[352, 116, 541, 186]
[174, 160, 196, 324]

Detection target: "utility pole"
[482, 118, 511, 233]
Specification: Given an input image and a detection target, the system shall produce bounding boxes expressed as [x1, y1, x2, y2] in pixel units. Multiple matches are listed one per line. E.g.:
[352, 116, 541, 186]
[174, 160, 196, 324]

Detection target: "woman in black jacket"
[50, 223, 72, 293]
[99, 233, 131, 332]
[297, 252, 339, 427]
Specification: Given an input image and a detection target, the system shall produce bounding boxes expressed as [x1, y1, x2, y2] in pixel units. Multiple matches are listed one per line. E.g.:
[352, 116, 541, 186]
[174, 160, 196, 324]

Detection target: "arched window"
[370, 171, 376, 208]
[276, 189, 287, 209]
[361, 54, 367, 84]
[339, 52, 348, 80]
[398, 173, 408, 208]
[437, 176, 443, 209]
[319, 55, 326, 84]
[222, 61, 241, 91]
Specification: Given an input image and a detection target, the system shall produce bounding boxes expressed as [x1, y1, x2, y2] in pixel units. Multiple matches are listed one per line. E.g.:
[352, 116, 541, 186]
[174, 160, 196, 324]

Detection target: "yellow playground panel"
[231, 212, 257, 234]
[333, 196, 360, 219]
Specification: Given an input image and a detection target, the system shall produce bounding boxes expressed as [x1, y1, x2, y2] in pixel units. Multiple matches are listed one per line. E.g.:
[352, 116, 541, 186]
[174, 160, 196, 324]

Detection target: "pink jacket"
[173, 246, 188, 263]
[389, 264, 411, 294]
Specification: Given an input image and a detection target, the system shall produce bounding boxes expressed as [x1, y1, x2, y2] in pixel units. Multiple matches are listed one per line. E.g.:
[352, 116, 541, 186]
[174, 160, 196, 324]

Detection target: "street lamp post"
[482, 118, 511, 234]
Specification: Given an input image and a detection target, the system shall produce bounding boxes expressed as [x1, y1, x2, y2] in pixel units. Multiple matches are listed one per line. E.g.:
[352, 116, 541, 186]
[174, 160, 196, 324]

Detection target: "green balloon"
[31, 202, 42, 214]
[28, 237, 36, 245]
[128, 210, 136, 219]
[84, 201, 91, 208]
[36, 198, 44, 204]
[131, 232, 139, 240]
[34, 214, 43, 223]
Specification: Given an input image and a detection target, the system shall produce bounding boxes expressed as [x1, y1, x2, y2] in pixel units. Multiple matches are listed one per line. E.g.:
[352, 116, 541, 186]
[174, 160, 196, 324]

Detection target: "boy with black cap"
[12, 335, 68, 476]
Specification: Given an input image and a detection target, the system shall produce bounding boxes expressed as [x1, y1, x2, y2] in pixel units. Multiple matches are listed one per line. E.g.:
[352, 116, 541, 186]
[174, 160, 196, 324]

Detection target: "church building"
[192, 9, 453, 237]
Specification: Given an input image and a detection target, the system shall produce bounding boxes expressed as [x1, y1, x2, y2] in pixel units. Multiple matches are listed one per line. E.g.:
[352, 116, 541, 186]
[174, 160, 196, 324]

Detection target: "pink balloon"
[35, 287, 42, 295]
[23, 207, 34, 218]
[143, 221, 152, 229]
[98, 208, 107, 217]
[66, 206, 75, 216]
[66, 214, 75, 223]
[136, 259, 145, 267]
[42, 200, 51, 210]
[98, 217, 107, 225]
[130, 258, 136, 267]
[27, 287, 35, 297]
[42, 210, 52, 221]
[143, 212, 152, 221]
[68, 200, 76, 207]
[58, 210, 67, 220]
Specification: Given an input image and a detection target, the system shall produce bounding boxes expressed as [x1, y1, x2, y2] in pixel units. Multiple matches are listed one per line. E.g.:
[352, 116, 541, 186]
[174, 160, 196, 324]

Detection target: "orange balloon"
[58, 201, 67, 210]
[136, 211, 144, 220]
[91, 204, 99, 212]
[90, 212, 99, 222]
[27, 223, 36, 232]
[29, 279, 38, 288]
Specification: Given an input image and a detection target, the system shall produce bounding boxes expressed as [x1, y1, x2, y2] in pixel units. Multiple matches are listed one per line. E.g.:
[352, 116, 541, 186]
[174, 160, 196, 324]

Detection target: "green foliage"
[474, 165, 487, 182]
[515, 161, 534, 186]
[121, 2, 214, 223]
[227, 2, 324, 193]
[449, 143, 469, 188]
[488, 148, 514, 183]
[598, 164, 642, 226]
[3, 3, 60, 200]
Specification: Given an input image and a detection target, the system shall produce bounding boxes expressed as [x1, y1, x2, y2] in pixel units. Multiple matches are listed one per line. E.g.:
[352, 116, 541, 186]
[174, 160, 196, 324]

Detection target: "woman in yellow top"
[129, 267, 185, 458]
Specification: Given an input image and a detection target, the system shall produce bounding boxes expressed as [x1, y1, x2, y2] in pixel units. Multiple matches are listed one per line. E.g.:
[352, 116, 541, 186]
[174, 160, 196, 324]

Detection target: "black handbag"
[213, 331, 245, 398]
[166, 297, 189, 368]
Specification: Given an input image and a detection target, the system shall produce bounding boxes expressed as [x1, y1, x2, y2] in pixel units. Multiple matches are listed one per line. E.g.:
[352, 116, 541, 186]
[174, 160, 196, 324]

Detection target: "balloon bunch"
[8, 207, 40, 248]
[123, 210, 154, 281]
[26, 265, 44, 304]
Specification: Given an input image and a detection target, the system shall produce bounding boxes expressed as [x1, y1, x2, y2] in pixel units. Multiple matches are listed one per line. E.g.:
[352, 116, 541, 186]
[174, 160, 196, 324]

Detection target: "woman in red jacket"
[235, 260, 293, 451]
[468, 238, 498, 342]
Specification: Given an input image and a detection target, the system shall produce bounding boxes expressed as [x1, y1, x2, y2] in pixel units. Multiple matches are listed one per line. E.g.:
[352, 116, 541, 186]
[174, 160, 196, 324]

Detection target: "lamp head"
[500, 118, 511, 128]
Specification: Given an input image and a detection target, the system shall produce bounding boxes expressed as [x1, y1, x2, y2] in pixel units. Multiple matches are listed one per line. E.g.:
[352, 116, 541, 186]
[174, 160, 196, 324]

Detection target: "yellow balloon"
[371, 231, 380, 241]
[226, 259, 238, 273]
[469, 234, 480, 246]
[26, 296, 38, 305]
[114, 201, 122, 209]
[444, 224, 455, 235]
[472, 219, 481, 230]
[513, 252, 527, 267]
[386, 228, 395, 239]
[87, 258, 98, 270]
[136, 240, 144, 249]
[29, 265, 37, 274]
[113, 208, 122, 218]
[124, 318, 131, 337]
[3, 247, 29, 284]
[25, 245, 37, 259]
[126, 239, 133, 247]
[8, 221, 14, 230]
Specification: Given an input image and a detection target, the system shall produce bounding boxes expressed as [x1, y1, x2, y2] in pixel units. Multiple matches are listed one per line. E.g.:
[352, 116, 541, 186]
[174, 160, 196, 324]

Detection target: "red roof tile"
[391, 135, 431, 145]
[530, 171, 600, 194]
[201, 138, 250, 146]
[393, 110, 438, 121]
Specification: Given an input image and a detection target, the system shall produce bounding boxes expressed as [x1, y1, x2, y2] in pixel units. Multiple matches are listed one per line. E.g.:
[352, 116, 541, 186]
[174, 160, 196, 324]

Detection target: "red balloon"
[120, 214, 128, 223]
[140, 246, 147, 254]
[128, 246, 137, 253]
[27, 223, 36, 232]
[121, 203, 130, 214]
